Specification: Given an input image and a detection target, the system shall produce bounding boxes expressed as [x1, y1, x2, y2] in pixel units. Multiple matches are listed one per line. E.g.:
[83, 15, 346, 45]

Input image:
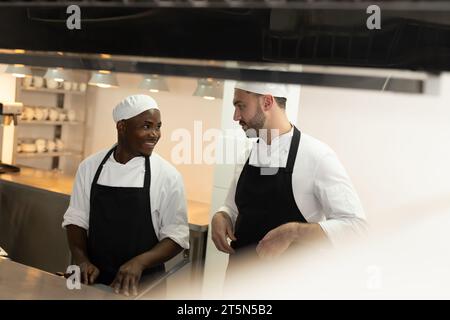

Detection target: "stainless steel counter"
[0, 256, 190, 299]
[0, 166, 74, 195]
[0, 257, 123, 299]
[0, 178, 72, 272]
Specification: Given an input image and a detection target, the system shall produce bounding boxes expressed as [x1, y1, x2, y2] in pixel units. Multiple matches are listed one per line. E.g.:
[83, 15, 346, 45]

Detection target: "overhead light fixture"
[139, 75, 169, 93]
[5, 64, 32, 78]
[88, 70, 118, 89]
[193, 78, 222, 100]
[44, 68, 67, 82]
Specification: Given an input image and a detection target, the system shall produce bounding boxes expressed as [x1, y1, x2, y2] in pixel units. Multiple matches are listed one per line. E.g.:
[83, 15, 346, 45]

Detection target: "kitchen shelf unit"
[13, 70, 89, 175]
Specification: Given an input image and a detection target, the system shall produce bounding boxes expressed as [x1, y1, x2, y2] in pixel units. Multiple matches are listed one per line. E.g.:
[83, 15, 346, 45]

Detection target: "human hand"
[256, 222, 303, 259]
[110, 258, 145, 296]
[212, 211, 237, 254]
[79, 260, 100, 285]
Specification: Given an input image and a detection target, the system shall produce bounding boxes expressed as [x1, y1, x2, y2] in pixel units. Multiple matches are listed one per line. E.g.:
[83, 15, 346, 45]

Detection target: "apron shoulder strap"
[285, 127, 301, 173]
[92, 146, 116, 186]
[144, 155, 151, 190]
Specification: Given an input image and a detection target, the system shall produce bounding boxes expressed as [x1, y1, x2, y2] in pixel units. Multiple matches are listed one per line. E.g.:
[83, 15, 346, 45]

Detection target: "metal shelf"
[20, 87, 86, 95]
[18, 120, 84, 126]
[14, 74, 89, 173]
[15, 150, 83, 158]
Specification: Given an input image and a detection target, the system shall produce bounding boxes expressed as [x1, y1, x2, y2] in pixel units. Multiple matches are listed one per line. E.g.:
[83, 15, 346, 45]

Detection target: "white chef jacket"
[62, 147, 190, 249]
[218, 127, 367, 246]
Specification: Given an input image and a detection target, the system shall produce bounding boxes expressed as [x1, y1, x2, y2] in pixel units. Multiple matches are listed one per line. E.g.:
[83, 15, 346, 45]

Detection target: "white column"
[0, 69, 18, 164]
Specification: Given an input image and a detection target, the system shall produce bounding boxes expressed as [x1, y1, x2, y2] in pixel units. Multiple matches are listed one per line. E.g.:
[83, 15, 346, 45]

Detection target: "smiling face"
[233, 88, 266, 136]
[118, 109, 161, 157]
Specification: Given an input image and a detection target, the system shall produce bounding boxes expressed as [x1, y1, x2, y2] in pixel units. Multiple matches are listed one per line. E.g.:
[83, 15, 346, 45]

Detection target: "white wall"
[0, 66, 16, 101]
[84, 73, 222, 203]
[298, 74, 450, 230]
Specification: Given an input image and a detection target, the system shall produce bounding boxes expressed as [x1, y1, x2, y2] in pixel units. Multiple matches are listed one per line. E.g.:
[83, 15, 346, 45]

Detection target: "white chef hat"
[235, 81, 289, 98]
[112, 94, 159, 123]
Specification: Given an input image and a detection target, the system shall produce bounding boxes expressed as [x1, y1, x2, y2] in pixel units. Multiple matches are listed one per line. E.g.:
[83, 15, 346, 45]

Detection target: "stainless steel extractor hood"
[0, 1, 449, 72]
[0, 49, 429, 94]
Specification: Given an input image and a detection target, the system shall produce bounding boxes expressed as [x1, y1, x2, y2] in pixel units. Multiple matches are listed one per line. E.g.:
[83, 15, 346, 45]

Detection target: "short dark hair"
[274, 97, 287, 109]
[252, 93, 287, 109]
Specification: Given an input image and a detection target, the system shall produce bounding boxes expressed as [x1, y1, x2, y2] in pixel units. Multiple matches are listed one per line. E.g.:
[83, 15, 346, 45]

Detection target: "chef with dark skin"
[63, 94, 189, 296]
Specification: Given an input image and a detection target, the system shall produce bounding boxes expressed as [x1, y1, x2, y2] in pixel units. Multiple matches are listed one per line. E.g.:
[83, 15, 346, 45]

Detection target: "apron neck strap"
[92, 146, 116, 185]
[92, 145, 151, 190]
[285, 127, 301, 173]
[143, 155, 151, 190]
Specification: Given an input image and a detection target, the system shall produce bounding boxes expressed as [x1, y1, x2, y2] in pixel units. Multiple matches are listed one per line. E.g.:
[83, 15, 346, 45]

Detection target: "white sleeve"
[216, 147, 249, 228]
[62, 162, 90, 230]
[216, 168, 240, 228]
[159, 173, 190, 249]
[313, 152, 368, 246]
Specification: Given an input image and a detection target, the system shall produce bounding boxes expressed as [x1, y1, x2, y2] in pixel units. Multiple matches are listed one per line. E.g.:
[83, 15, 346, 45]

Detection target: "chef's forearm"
[295, 223, 329, 244]
[66, 224, 90, 264]
[134, 238, 183, 269]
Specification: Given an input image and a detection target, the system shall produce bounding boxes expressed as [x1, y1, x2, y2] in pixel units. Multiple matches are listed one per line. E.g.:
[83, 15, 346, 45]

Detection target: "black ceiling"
[0, 3, 449, 71]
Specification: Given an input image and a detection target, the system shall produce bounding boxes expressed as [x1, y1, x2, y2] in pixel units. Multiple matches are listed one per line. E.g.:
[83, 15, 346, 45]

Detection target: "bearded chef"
[211, 82, 367, 267]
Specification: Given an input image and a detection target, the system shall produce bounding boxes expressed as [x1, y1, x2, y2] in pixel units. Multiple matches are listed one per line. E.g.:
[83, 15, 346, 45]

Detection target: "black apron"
[230, 126, 307, 261]
[87, 146, 164, 285]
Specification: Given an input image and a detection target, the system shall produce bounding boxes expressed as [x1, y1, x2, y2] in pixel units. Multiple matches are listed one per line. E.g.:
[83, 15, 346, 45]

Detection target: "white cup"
[22, 143, 37, 153]
[67, 110, 76, 122]
[59, 112, 67, 122]
[33, 76, 44, 88]
[34, 108, 45, 121]
[41, 107, 49, 120]
[56, 139, 64, 151]
[19, 108, 27, 120]
[79, 83, 87, 92]
[35, 138, 47, 153]
[21, 139, 37, 153]
[49, 108, 59, 121]
[36, 144, 46, 153]
[71, 82, 79, 91]
[22, 107, 35, 121]
[46, 79, 59, 89]
[63, 81, 72, 91]
[47, 140, 56, 152]
[23, 76, 33, 88]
